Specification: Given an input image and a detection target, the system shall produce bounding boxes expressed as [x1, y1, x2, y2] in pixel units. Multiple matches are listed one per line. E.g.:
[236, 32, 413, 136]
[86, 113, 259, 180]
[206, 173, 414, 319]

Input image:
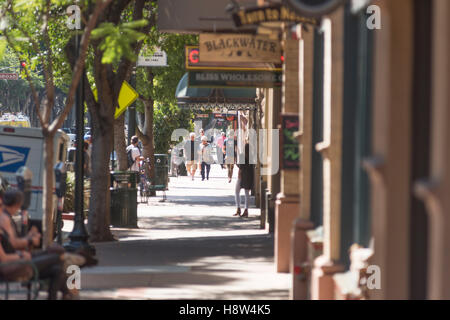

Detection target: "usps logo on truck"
[0, 145, 30, 173]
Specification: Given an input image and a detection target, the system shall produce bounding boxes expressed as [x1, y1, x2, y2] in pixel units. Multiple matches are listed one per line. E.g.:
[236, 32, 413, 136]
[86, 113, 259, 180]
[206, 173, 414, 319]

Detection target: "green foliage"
[136, 33, 198, 104]
[0, 46, 44, 112]
[135, 33, 197, 154]
[63, 172, 75, 213]
[0, 0, 81, 118]
[91, 19, 148, 64]
[154, 101, 193, 154]
[0, 39, 6, 57]
[63, 172, 90, 213]
[0, 1, 73, 80]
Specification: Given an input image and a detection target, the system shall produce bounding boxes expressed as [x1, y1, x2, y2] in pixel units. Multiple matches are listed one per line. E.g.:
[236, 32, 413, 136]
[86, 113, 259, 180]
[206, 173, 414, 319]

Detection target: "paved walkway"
[65, 165, 290, 299]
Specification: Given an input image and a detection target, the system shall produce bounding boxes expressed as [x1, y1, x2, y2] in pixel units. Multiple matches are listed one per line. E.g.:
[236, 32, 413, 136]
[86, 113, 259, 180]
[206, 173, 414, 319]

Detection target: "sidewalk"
[66, 165, 290, 300]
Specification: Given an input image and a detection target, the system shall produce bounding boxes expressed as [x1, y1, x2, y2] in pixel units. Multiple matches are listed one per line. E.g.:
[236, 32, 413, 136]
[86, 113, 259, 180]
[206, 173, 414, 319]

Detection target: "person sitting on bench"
[0, 189, 74, 300]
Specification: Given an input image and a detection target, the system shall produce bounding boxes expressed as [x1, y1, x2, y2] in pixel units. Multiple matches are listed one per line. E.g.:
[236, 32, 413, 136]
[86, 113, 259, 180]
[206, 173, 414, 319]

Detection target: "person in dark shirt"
[184, 133, 199, 181]
[234, 143, 254, 218]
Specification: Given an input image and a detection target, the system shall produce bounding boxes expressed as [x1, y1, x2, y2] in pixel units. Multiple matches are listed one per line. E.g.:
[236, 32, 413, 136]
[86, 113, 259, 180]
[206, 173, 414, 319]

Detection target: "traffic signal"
[19, 60, 26, 73]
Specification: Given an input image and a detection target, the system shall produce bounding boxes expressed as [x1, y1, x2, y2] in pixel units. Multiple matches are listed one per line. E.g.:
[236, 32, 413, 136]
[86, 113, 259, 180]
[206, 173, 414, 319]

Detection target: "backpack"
[127, 148, 134, 169]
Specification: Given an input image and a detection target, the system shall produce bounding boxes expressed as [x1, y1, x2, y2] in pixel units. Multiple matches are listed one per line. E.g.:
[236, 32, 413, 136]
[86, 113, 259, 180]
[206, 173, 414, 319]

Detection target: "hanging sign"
[186, 46, 282, 72]
[232, 4, 319, 27]
[283, 0, 346, 18]
[188, 70, 282, 88]
[0, 73, 19, 80]
[280, 113, 300, 170]
[137, 50, 167, 67]
[199, 33, 282, 63]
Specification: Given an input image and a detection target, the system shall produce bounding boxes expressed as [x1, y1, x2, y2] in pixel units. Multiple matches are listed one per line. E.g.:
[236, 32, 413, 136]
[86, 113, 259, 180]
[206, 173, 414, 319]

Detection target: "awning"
[157, 0, 258, 33]
[176, 73, 257, 111]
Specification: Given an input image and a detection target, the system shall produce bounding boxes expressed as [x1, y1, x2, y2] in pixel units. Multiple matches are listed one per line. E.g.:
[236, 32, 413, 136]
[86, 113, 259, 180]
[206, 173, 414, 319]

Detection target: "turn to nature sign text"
[232, 4, 318, 27]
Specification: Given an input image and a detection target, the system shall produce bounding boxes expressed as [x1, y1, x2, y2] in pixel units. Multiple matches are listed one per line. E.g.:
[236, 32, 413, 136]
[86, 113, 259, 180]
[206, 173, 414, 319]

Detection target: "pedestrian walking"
[223, 132, 237, 183]
[126, 136, 144, 172]
[198, 136, 213, 181]
[233, 143, 254, 218]
[216, 132, 226, 169]
[184, 133, 199, 180]
[200, 128, 213, 144]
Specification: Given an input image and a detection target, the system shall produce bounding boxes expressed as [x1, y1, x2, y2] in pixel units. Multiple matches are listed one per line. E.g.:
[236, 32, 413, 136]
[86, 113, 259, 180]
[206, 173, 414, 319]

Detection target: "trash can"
[110, 171, 138, 228]
[154, 154, 169, 189]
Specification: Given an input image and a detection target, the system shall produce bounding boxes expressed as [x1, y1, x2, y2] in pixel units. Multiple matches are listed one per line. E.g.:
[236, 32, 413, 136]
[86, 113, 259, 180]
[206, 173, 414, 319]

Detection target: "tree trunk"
[88, 112, 115, 242]
[42, 132, 55, 248]
[137, 98, 155, 193]
[114, 113, 128, 171]
[136, 69, 155, 188]
[144, 99, 155, 183]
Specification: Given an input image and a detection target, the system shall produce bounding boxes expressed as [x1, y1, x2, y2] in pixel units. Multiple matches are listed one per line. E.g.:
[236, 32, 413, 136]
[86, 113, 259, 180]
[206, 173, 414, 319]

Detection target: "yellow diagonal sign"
[93, 81, 139, 119]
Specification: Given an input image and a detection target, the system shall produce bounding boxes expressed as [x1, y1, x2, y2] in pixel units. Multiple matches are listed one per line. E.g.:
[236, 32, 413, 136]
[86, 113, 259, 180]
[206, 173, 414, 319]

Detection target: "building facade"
[158, 0, 450, 300]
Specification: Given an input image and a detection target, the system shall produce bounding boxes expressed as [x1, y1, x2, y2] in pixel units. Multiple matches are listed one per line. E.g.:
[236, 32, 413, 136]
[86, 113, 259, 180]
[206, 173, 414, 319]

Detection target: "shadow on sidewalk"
[135, 214, 260, 231]
[92, 233, 274, 267]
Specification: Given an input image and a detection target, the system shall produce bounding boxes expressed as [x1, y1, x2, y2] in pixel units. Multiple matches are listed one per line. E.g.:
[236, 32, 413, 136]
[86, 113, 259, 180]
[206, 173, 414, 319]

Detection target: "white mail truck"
[0, 125, 69, 231]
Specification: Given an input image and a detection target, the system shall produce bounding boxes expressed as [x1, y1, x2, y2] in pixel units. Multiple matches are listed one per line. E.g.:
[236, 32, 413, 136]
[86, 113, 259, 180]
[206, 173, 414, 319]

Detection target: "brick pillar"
[363, 0, 414, 299]
[415, 0, 450, 300]
[275, 32, 301, 273]
[291, 25, 315, 300]
[311, 8, 346, 300]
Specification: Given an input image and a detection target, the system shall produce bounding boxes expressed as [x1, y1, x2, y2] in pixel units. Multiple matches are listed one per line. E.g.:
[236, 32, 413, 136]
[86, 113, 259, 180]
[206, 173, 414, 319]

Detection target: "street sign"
[232, 4, 318, 27]
[0, 73, 19, 80]
[186, 46, 282, 72]
[188, 70, 282, 88]
[199, 33, 282, 63]
[93, 81, 139, 119]
[283, 0, 346, 17]
[137, 50, 168, 67]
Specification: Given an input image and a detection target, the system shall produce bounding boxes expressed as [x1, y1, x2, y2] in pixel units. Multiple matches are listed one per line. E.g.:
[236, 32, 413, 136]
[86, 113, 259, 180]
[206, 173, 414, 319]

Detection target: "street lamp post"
[127, 66, 137, 145]
[64, 31, 96, 259]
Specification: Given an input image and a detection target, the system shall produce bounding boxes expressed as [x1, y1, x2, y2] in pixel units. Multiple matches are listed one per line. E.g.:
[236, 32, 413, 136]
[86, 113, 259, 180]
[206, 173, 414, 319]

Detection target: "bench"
[0, 260, 42, 300]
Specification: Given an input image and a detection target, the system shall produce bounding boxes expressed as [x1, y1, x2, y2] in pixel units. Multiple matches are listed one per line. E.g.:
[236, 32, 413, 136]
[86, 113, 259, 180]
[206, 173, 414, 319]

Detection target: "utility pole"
[64, 31, 96, 258]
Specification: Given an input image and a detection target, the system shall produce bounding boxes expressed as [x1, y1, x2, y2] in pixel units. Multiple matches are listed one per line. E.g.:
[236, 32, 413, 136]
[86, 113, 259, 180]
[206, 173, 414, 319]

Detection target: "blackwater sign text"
[199, 33, 282, 63]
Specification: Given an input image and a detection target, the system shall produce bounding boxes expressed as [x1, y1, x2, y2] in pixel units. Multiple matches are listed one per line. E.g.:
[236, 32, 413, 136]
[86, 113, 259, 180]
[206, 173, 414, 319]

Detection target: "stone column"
[291, 25, 315, 299]
[275, 30, 301, 273]
[363, 0, 413, 299]
[414, 0, 450, 300]
[311, 7, 346, 300]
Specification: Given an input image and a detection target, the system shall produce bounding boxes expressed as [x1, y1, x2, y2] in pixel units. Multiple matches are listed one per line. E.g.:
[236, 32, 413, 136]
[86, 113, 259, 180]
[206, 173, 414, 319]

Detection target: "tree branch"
[2, 32, 45, 128]
[49, 0, 114, 133]
[113, 0, 151, 98]
[6, 4, 52, 124]
[41, 0, 55, 124]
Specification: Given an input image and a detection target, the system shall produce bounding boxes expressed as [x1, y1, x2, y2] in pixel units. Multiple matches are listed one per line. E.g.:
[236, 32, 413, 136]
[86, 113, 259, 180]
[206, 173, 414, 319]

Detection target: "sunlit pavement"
[64, 165, 290, 300]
